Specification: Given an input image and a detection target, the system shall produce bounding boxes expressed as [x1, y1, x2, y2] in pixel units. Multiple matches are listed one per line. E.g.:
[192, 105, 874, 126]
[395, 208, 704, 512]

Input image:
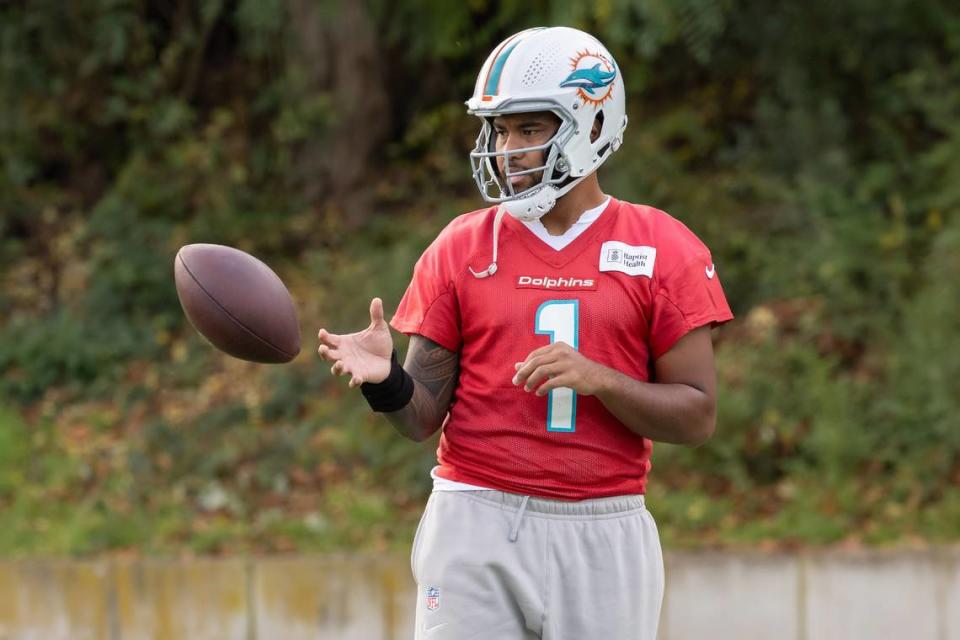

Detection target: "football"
[174, 243, 301, 363]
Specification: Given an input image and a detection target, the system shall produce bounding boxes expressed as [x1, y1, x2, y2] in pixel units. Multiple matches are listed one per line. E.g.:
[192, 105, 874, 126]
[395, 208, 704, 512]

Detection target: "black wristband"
[361, 350, 415, 412]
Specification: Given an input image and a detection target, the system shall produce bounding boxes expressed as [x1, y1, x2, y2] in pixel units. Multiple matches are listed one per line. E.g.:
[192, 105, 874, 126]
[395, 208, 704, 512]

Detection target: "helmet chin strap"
[469, 175, 588, 279]
[502, 176, 587, 222]
[469, 206, 507, 278]
[502, 185, 558, 222]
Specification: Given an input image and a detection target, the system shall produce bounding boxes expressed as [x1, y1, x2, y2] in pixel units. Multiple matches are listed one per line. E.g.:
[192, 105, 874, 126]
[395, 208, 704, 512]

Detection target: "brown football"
[174, 243, 300, 363]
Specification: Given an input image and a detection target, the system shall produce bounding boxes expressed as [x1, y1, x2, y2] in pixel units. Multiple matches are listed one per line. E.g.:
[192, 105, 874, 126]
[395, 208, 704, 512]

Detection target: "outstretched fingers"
[317, 344, 342, 361]
[328, 359, 365, 387]
[318, 328, 342, 348]
[319, 299, 388, 389]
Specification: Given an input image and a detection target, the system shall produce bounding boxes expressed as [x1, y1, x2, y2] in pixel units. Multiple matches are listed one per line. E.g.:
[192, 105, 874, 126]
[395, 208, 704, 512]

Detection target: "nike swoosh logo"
[705, 264, 716, 279]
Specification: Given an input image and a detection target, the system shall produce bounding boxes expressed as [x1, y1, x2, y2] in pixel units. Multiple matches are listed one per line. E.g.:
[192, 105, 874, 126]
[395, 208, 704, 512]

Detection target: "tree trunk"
[285, 0, 391, 228]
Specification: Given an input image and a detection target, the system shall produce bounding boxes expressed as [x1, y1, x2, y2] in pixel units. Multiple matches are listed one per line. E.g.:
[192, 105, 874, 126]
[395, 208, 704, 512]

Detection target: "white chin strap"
[502, 176, 587, 222]
[470, 176, 588, 279]
[502, 185, 559, 221]
[468, 206, 506, 279]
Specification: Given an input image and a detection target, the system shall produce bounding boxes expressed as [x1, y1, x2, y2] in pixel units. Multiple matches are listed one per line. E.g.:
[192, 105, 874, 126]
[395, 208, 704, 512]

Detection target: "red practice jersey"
[391, 198, 733, 500]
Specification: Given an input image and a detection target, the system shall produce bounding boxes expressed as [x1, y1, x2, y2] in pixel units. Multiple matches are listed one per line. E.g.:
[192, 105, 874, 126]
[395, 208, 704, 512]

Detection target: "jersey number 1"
[535, 300, 579, 432]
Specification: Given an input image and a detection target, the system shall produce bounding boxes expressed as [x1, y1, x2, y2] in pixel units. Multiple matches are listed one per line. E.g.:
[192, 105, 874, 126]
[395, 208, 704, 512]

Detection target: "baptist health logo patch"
[426, 586, 440, 611]
[599, 241, 656, 278]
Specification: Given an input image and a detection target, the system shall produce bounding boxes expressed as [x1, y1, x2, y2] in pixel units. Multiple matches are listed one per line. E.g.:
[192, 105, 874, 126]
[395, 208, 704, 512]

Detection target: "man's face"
[492, 112, 561, 193]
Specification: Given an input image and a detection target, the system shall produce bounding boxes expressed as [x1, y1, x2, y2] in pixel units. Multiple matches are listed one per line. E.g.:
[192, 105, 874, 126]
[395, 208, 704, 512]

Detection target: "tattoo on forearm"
[409, 341, 459, 401]
[385, 337, 459, 441]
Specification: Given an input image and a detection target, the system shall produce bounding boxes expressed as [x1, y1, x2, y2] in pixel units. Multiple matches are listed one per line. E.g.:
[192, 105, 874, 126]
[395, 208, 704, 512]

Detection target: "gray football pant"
[411, 490, 664, 640]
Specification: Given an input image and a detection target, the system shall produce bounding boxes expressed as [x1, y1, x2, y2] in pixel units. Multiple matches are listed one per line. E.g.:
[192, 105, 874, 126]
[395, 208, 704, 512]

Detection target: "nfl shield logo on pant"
[426, 586, 440, 611]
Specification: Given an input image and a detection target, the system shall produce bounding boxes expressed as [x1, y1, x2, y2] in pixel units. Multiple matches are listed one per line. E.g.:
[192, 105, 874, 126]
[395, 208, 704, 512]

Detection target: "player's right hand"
[317, 298, 393, 388]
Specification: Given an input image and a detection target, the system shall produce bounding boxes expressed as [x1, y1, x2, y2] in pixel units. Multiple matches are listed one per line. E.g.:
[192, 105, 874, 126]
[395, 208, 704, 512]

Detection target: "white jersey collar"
[520, 196, 611, 251]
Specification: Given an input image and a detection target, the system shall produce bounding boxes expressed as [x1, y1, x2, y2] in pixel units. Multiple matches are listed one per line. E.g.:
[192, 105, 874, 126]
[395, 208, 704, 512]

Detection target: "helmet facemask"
[469, 104, 577, 206]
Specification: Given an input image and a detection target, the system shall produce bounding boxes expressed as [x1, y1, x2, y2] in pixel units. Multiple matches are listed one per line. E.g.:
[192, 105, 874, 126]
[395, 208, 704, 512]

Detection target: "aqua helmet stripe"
[483, 41, 520, 96]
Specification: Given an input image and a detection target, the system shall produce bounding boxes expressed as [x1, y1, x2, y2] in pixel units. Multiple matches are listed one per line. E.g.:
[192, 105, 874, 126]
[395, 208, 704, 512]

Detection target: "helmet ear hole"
[591, 111, 605, 143]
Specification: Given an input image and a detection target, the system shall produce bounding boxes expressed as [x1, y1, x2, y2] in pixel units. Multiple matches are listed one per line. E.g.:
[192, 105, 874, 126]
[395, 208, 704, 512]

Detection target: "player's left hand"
[512, 342, 607, 397]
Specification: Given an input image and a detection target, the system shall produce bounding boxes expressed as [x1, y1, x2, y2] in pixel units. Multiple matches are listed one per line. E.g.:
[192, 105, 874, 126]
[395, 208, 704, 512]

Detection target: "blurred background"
[1, 0, 959, 636]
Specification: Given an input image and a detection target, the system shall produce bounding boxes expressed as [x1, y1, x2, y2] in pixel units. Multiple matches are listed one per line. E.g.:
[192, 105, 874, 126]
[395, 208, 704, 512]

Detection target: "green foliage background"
[1, 0, 958, 555]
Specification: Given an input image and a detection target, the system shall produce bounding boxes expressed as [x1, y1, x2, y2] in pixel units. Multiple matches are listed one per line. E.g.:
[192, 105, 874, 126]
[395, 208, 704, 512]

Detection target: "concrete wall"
[0, 550, 957, 639]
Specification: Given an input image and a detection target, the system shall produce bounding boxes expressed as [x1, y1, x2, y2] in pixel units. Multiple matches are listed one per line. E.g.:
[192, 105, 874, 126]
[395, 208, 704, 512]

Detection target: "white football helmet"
[466, 27, 628, 222]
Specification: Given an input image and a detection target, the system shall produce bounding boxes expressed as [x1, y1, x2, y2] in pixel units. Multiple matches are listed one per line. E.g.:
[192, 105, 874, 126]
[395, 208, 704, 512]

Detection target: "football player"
[318, 26, 733, 640]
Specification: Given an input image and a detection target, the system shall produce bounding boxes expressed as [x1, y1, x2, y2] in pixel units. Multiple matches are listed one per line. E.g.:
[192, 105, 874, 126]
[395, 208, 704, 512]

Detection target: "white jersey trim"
[520, 196, 611, 251]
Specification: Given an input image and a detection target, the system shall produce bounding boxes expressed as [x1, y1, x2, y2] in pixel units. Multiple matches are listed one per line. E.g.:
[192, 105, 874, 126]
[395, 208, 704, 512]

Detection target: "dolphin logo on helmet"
[559, 63, 617, 95]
